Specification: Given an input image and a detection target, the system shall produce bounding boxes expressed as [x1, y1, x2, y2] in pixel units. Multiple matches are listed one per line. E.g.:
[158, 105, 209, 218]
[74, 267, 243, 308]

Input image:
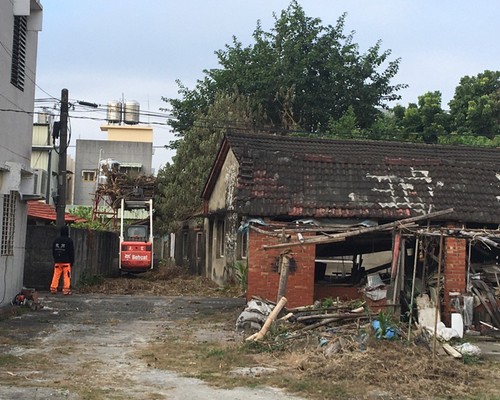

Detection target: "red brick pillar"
[247, 229, 315, 308]
[443, 236, 467, 325]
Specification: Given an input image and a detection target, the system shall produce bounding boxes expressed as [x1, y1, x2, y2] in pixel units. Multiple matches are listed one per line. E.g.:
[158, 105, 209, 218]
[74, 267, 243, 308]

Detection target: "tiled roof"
[216, 132, 500, 224]
[27, 201, 86, 223]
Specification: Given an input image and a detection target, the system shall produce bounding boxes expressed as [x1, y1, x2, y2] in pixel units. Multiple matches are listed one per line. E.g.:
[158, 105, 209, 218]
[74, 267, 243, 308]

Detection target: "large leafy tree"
[165, 1, 405, 136]
[156, 2, 407, 231]
[448, 70, 500, 139]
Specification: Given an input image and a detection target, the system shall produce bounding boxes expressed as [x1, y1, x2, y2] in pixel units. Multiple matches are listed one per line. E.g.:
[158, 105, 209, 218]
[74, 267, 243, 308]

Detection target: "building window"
[240, 230, 248, 259]
[196, 231, 203, 261]
[1, 192, 17, 256]
[182, 231, 188, 259]
[216, 219, 225, 258]
[82, 170, 96, 182]
[11, 16, 27, 91]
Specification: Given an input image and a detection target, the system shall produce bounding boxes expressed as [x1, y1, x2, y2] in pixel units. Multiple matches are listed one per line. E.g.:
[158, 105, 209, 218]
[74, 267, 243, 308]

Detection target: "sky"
[34, 1, 500, 173]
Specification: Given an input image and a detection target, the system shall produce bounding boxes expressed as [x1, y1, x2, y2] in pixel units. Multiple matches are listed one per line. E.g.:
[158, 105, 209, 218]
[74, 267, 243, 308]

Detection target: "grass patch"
[0, 354, 20, 368]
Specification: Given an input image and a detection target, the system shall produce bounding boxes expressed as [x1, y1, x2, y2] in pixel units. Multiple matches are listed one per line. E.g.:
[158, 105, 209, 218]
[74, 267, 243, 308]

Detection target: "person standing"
[50, 225, 75, 295]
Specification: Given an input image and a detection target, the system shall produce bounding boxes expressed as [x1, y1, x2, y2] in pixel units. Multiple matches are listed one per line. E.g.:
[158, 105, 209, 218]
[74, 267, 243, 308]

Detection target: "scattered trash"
[372, 319, 397, 340]
[236, 298, 274, 331]
[363, 273, 387, 301]
[454, 342, 482, 357]
[12, 288, 43, 311]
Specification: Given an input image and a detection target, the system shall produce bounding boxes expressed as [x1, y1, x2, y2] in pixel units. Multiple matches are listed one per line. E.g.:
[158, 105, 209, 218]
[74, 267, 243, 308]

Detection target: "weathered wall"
[205, 149, 240, 284]
[247, 229, 315, 308]
[0, 1, 43, 307]
[24, 226, 120, 291]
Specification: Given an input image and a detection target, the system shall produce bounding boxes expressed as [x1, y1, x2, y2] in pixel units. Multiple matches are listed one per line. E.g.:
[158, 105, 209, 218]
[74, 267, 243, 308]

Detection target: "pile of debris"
[237, 296, 484, 360]
[12, 288, 43, 311]
[97, 171, 156, 208]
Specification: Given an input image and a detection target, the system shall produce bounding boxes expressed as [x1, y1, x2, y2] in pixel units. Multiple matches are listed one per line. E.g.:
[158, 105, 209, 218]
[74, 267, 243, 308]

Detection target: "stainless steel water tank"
[107, 101, 122, 124]
[123, 100, 140, 125]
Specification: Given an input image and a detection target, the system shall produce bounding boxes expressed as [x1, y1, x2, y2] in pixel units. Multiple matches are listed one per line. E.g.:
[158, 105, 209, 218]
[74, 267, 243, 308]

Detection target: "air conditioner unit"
[32, 169, 48, 198]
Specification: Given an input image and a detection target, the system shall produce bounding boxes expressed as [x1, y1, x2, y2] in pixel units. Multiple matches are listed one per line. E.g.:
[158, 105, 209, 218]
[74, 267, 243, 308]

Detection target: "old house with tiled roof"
[201, 132, 500, 323]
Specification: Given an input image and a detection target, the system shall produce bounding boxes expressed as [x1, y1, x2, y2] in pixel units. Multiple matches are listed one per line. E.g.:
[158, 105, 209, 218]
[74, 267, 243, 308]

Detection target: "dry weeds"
[77, 261, 243, 298]
[72, 264, 500, 399]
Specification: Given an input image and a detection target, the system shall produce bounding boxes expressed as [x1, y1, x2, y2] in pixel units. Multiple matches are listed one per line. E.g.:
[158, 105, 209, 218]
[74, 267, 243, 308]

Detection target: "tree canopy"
[165, 1, 405, 136]
[448, 70, 500, 139]
[155, 1, 406, 232]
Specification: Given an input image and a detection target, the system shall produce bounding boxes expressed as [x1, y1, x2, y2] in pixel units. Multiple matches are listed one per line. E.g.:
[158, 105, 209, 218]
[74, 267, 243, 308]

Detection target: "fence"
[24, 225, 120, 290]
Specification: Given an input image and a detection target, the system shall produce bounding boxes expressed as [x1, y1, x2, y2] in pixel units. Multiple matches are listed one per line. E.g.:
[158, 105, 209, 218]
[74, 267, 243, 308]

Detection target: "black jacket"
[52, 226, 75, 264]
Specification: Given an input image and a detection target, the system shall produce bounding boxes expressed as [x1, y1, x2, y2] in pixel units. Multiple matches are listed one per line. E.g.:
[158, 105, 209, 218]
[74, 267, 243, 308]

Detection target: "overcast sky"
[34, 0, 500, 173]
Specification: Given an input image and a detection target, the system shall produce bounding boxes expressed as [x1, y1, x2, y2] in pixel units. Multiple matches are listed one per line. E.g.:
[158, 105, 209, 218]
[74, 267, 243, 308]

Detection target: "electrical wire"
[0, 38, 59, 102]
[3, 104, 500, 144]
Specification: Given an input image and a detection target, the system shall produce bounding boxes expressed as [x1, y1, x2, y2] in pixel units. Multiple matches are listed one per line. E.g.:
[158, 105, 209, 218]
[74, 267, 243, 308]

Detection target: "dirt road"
[0, 293, 305, 400]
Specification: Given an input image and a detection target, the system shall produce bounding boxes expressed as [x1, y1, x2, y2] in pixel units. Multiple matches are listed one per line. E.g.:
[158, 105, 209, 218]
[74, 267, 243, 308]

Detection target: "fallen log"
[246, 297, 288, 341]
[298, 313, 373, 332]
[296, 312, 366, 323]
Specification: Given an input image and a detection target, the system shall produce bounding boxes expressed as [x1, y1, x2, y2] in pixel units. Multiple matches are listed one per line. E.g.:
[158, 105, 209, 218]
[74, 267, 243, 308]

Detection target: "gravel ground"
[0, 293, 306, 400]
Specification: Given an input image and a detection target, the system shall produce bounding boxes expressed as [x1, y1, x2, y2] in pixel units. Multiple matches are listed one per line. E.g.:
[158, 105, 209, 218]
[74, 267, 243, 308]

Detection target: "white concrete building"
[0, 0, 43, 307]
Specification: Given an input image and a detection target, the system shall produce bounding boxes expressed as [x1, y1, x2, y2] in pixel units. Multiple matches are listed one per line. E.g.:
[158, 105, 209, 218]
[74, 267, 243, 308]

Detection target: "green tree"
[448, 70, 500, 138]
[327, 106, 361, 138]
[157, 1, 407, 230]
[164, 1, 405, 136]
[68, 206, 109, 231]
[396, 92, 449, 143]
[155, 92, 262, 233]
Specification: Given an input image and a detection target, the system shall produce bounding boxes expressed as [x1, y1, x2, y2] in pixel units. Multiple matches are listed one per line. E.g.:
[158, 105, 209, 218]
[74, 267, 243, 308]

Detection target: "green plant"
[462, 353, 481, 365]
[229, 261, 248, 292]
[320, 297, 334, 309]
[377, 310, 392, 336]
[69, 206, 111, 231]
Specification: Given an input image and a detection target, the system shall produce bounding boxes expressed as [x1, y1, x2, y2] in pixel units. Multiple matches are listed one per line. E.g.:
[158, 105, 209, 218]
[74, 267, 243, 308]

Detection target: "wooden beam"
[262, 208, 454, 250]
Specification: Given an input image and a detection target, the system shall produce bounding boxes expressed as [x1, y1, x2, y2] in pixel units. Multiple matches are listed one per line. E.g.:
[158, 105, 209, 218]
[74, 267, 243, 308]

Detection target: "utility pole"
[56, 88, 68, 228]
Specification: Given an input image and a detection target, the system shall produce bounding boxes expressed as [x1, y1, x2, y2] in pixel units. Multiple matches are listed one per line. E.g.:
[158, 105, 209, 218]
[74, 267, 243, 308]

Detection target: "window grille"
[1, 192, 17, 256]
[11, 16, 27, 91]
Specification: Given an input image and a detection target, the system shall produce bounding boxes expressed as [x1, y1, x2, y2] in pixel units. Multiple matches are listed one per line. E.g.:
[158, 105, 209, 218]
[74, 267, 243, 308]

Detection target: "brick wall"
[443, 236, 467, 324]
[247, 229, 315, 308]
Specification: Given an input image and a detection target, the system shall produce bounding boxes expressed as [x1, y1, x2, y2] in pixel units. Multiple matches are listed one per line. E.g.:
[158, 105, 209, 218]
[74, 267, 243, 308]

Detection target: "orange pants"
[50, 263, 71, 294]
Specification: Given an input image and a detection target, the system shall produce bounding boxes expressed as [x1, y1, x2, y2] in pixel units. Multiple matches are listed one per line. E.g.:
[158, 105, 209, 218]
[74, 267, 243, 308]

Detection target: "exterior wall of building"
[31, 123, 59, 203]
[204, 149, 240, 285]
[0, 0, 43, 307]
[73, 139, 153, 206]
[100, 125, 153, 143]
[247, 229, 316, 308]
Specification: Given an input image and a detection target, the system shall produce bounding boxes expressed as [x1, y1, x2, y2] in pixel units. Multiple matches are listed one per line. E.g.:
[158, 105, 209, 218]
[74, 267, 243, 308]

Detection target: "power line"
[0, 38, 59, 102]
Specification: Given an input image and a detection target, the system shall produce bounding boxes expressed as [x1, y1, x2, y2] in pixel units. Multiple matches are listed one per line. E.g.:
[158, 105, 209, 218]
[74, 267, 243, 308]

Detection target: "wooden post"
[432, 231, 444, 364]
[276, 228, 290, 303]
[408, 238, 420, 340]
[277, 253, 290, 303]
